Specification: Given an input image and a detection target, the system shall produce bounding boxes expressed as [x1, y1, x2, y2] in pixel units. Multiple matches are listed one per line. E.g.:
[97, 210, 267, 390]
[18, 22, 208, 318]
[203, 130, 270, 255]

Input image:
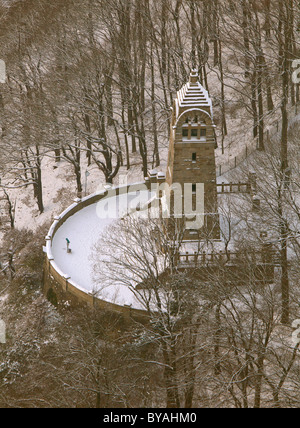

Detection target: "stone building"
[43, 70, 277, 315]
[166, 69, 220, 240]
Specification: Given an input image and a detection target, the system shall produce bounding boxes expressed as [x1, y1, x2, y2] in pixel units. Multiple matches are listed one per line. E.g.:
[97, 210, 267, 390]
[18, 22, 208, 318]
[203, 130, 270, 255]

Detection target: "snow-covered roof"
[175, 70, 212, 116]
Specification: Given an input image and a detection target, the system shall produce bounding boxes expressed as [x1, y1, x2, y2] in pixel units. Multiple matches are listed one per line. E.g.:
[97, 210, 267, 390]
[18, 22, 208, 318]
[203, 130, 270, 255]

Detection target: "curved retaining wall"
[43, 182, 152, 322]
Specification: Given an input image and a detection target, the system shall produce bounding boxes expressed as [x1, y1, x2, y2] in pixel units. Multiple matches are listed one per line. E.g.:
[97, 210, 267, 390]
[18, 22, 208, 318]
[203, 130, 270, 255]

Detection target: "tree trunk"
[35, 145, 44, 213]
[257, 51, 265, 151]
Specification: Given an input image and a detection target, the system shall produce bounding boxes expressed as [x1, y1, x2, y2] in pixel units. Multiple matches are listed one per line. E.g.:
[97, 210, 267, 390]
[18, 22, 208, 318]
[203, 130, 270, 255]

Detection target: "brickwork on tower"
[166, 70, 220, 241]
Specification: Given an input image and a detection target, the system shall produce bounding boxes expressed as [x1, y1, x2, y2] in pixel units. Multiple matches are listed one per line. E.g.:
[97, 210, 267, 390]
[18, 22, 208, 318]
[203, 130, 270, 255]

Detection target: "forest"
[0, 0, 300, 409]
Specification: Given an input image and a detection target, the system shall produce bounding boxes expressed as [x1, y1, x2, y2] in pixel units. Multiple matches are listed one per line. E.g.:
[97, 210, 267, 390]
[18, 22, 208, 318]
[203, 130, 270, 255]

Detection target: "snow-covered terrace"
[47, 186, 155, 310]
[46, 172, 238, 312]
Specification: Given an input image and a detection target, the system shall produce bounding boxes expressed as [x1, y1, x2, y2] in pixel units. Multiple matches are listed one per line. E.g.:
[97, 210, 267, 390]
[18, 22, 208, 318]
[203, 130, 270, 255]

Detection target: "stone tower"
[166, 69, 220, 240]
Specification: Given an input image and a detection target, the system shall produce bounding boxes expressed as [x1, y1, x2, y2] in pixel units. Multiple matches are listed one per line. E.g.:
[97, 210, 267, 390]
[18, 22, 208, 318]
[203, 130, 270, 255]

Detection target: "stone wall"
[43, 182, 151, 323]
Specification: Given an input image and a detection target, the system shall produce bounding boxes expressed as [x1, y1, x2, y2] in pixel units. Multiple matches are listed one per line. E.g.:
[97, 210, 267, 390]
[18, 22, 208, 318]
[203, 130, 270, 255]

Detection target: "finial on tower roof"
[189, 69, 199, 84]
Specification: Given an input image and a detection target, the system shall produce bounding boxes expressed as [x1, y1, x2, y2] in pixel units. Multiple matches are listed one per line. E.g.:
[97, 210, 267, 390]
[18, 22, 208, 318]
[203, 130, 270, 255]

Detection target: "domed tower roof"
[174, 69, 213, 120]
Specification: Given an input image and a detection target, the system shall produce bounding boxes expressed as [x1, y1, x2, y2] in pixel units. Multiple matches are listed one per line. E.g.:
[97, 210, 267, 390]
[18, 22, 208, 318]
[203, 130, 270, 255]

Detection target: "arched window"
[182, 115, 207, 140]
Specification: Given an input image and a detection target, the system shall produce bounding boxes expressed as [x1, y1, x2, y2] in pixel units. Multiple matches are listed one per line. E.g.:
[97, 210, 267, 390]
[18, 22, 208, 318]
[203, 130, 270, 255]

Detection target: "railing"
[217, 182, 251, 194]
[178, 249, 277, 266]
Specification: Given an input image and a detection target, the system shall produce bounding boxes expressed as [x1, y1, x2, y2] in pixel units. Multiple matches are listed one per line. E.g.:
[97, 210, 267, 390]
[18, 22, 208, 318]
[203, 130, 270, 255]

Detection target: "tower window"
[192, 153, 197, 162]
[200, 129, 207, 137]
[191, 129, 198, 137]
